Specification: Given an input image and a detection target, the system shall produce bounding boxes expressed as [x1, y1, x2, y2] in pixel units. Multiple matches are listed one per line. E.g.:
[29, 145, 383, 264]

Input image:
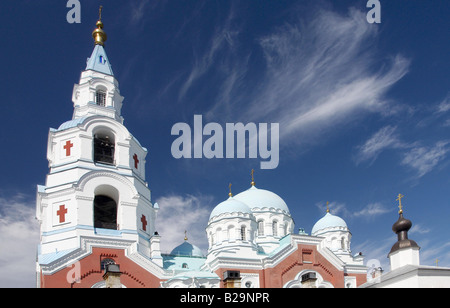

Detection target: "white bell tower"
[36, 10, 162, 275]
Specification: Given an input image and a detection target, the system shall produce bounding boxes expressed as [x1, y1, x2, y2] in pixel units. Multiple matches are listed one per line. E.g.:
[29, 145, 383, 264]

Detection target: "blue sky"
[0, 0, 449, 287]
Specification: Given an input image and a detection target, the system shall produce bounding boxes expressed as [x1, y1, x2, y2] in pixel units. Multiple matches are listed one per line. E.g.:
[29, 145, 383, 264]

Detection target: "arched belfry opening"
[93, 130, 115, 165]
[94, 195, 117, 230]
[95, 89, 107, 107]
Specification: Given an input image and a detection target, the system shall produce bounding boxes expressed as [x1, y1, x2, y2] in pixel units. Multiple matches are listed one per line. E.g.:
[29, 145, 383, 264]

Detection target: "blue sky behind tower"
[0, 1, 449, 287]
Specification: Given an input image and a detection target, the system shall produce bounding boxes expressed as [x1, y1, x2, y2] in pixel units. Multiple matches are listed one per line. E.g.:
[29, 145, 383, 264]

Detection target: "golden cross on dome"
[326, 201, 330, 213]
[251, 169, 255, 186]
[184, 230, 188, 241]
[396, 193, 405, 214]
[229, 183, 233, 197]
[435, 258, 439, 267]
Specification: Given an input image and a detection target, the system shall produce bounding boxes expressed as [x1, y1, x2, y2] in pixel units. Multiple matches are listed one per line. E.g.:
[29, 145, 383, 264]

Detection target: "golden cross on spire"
[326, 201, 330, 213]
[251, 169, 255, 186]
[99, 5, 103, 21]
[435, 258, 439, 267]
[229, 183, 233, 197]
[396, 193, 405, 214]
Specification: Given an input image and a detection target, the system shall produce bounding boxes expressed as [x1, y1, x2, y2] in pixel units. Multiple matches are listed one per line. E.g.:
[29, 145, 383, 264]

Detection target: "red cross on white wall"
[141, 214, 147, 231]
[133, 154, 139, 169]
[63, 140, 73, 156]
[57, 205, 68, 223]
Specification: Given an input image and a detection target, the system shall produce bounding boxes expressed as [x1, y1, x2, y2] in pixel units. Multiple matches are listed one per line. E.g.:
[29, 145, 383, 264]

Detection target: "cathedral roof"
[311, 212, 348, 235]
[56, 116, 88, 131]
[234, 186, 290, 214]
[166, 270, 220, 282]
[86, 44, 114, 76]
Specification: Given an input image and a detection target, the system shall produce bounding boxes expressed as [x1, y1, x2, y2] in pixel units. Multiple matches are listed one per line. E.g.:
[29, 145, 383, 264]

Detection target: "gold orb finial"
[326, 201, 330, 213]
[184, 230, 188, 241]
[251, 169, 255, 186]
[228, 183, 233, 197]
[92, 6, 107, 46]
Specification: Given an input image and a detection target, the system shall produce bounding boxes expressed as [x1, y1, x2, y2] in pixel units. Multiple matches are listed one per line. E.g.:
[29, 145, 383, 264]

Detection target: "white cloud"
[436, 93, 450, 114]
[0, 193, 39, 288]
[353, 202, 391, 219]
[401, 141, 450, 178]
[355, 125, 450, 178]
[355, 126, 402, 165]
[315, 200, 348, 216]
[155, 194, 213, 254]
[318, 200, 390, 221]
[410, 223, 431, 235]
[176, 6, 410, 146]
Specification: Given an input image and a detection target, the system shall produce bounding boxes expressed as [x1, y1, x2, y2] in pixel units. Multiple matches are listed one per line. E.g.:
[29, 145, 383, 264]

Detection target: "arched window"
[216, 228, 222, 243]
[100, 258, 115, 271]
[272, 221, 278, 236]
[341, 237, 346, 250]
[258, 220, 264, 236]
[94, 132, 115, 165]
[95, 89, 106, 106]
[94, 195, 117, 229]
[240, 226, 246, 241]
[227, 225, 235, 241]
[210, 232, 214, 246]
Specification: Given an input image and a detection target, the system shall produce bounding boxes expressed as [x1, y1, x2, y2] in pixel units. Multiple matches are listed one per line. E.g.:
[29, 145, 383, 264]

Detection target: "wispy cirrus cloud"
[128, 0, 167, 26]
[355, 122, 450, 178]
[353, 202, 391, 219]
[436, 93, 450, 114]
[245, 8, 410, 143]
[176, 6, 410, 145]
[178, 6, 244, 104]
[316, 200, 390, 221]
[401, 140, 450, 178]
[354, 126, 403, 165]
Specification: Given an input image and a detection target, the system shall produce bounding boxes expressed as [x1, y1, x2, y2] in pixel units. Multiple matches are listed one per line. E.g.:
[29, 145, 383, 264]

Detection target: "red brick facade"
[39, 248, 160, 288]
[40, 244, 366, 288]
[215, 244, 366, 288]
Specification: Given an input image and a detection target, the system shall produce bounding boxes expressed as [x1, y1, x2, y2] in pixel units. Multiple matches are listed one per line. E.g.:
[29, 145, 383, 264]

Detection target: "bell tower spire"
[36, 8, 161, 287]
[71, 8, 123, 122]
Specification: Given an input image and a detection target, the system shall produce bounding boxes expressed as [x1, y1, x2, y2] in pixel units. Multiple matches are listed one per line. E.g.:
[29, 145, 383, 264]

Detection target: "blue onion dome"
[209, 197, 252, 220]
[312, 212, 348, 235]
[170, 241, 204, 257]
[234, 186, 290, 214]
